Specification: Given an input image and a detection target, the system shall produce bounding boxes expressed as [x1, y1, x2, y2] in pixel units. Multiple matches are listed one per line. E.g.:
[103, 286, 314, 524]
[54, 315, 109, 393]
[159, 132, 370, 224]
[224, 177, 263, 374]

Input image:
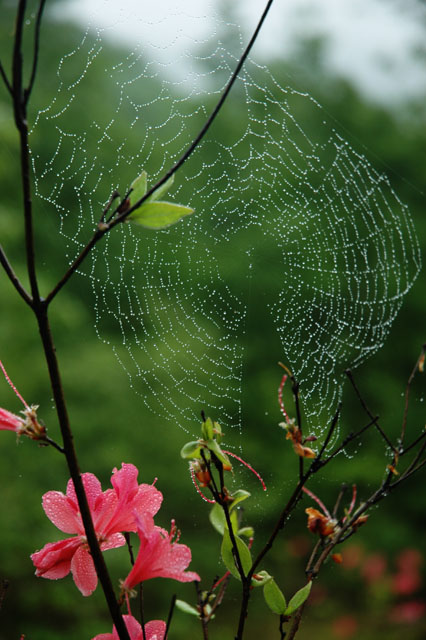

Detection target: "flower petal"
[100, 532, 126, 551]
[42, 491, 81, 534]
[124, 517, 200, 589]
[144, 620, 166, 640]
[31, 537, 81, 579]
[102, 464, 163, 535]
[66, 473, 103, 512]
[0, 407, 21, 431]
[70, 544, 98, 596]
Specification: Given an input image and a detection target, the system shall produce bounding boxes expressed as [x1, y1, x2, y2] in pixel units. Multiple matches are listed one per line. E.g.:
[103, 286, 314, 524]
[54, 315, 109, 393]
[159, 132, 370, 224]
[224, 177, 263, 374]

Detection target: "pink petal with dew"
[42, 490, 82, 534]
[66, 473, 103, 512]
[31, 537, 81, 579]
[70, 544, 98, 596]
[144, 620, 166, 640]
[124, 516, 200, 588]
[0, 407, 21, 431]
[100, 532, 126, 551]
[106, 463, 163, 533]
[92, 488, 119, 533]
[92, 615, 166, 640]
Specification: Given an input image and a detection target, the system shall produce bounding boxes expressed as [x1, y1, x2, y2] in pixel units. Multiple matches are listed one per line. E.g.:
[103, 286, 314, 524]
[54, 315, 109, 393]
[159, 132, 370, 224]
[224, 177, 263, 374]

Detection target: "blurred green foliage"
[0, 1, 425, 639]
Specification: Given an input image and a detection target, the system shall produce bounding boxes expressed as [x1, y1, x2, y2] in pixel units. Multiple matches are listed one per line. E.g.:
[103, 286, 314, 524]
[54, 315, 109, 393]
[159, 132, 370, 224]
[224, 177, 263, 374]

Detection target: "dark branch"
[45, 0, 276, 304]
[165, 594, 177, 640]
[24, 0, 47, 104]
[0, 60, 12, 94]
[0, 243, 33, 306]
[315, 403, 342, 463]
[345, 369, 396, 452]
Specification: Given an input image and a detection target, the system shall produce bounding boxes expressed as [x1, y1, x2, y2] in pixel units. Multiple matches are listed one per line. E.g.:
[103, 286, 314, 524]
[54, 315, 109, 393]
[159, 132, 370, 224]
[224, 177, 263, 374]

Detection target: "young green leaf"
[284, 581, 312, 616]
[128, 201, 194, 230]
[221, 528, 252, 579]
[146, 173, 175, 202]
[209, 503, 226, 535]
[206, 438, 232, 469]
[180, 441, 202, 459]
[238, 526, 254, 539]
[263, 578, 287, 614]
[129, 170, 147, 207]
[201, 417, 215, 441]
[175, 599, 200, 617]
[229, 489, 251, 511]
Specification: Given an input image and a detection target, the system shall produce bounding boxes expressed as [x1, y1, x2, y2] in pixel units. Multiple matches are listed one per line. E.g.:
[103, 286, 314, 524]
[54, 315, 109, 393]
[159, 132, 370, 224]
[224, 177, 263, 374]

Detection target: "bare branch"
[24, 0, 47, 104]
[345, 369, 396, 452]
[0, 243, 33, 307]
[0, 60, 12, 95]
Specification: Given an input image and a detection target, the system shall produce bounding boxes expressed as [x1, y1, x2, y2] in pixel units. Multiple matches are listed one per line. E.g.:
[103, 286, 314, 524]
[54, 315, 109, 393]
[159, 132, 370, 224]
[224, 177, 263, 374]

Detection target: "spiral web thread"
[30, 3, 421, 441]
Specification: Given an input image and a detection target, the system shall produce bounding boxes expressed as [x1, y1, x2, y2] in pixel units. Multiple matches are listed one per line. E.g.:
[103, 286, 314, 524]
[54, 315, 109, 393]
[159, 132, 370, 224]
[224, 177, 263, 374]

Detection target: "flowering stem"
[4, 3, 130, 638]
[36, 309, 130, 640]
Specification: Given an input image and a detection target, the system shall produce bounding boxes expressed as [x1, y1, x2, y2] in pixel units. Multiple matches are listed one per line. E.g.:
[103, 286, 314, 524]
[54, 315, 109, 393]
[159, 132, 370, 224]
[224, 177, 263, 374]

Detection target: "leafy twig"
[44, 0, 276, 305]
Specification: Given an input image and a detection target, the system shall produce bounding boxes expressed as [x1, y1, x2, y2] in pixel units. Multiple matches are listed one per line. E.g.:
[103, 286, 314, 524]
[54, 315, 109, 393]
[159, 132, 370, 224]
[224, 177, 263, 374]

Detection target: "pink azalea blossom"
[92, 615, 166, 640]
[31, 463, 163, 596]
[0, 407, 22, 432]
[123, 513, 200, 590]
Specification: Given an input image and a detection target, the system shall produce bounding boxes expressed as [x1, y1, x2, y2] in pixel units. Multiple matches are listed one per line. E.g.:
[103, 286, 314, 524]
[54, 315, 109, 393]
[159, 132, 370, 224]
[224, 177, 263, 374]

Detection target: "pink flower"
[92, 615, 166, 640]
[0, 407, 22, 432]
[31, 463, 163, 596]
[122, 513, 200, 590]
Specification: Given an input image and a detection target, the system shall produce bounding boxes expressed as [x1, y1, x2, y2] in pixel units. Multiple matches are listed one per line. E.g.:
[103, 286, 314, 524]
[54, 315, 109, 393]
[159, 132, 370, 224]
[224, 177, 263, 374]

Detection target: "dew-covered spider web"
[30, 2, 421, 442]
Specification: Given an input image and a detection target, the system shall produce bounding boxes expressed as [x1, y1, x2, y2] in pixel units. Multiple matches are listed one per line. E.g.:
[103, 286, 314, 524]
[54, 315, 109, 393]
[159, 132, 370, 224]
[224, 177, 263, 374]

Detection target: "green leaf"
[206, 438, 232, 469]
[201, 417, 214, 441]
[129, 201, 194, 230]
[146, 173, 175, 202]
[263, 578, 287, 614]
[229, 489, 251, 511]
[213, 420, 223, 443]
[238, 526, 254, 539]
[284, 581, 312, 616]
[221, 528, 252, 579]
[180, 441, 203, 459]
[129, 170, 147, 207]
[175, 599, 200, 617]
[209, 503, 226, 534]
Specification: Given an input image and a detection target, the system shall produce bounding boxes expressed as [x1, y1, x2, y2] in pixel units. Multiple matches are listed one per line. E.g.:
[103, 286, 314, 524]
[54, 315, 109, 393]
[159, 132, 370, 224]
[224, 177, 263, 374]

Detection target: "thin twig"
[45, 0, 276, 305]
[43, 435, 65, 454]
[24, 0, 47, 104]
[165, 594, 177, 640]
[12, 0, 41, 305]
[315, 403, 342, 463]
[400, 431, 426, 457]
[0, 60, 12, 94]
[345, 370, 396, 452]
[332, 483, 347, 519]
[318, 415, 379, 469]
[0, 244, 33, 306]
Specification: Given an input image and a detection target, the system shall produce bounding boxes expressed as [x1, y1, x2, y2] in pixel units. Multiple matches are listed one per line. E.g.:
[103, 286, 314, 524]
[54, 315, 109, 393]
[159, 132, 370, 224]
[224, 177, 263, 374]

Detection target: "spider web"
[30, 2, 421, 440]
